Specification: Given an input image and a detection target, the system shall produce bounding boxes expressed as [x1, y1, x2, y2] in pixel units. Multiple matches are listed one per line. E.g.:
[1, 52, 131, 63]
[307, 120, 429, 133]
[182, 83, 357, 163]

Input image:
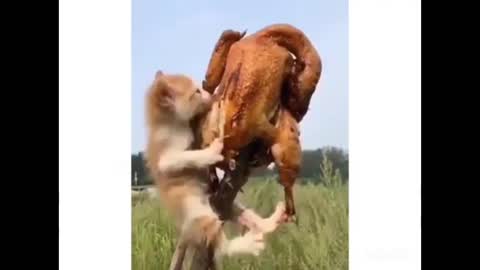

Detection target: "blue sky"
[132, 0, 348, 153]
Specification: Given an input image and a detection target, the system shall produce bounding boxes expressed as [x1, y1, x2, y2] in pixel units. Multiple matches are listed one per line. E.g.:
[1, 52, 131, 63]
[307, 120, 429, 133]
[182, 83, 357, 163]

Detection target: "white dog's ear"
[158, 85, 174, 108]
[153, 77, 175, 109]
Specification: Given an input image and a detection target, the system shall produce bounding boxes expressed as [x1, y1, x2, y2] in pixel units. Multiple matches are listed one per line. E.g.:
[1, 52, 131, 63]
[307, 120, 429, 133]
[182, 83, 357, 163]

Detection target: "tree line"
[131, 146, 348, 186]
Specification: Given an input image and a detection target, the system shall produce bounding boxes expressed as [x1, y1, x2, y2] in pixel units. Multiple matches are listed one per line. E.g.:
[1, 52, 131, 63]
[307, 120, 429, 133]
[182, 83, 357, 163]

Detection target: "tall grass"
[133, 153, 347, 269]
[132, 180, 347, 269]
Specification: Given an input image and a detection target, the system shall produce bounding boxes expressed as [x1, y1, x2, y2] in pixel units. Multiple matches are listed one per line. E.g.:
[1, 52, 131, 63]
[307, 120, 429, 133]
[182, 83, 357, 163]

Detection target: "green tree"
[131, 146, 348, 186]
[131, 152, 148, 186]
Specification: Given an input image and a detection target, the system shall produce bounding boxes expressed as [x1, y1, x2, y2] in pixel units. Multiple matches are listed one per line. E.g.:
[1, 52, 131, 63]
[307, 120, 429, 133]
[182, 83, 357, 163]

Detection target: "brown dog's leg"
[270, 110, 302, 222]
[256, 115, 279, 145]
[203, 30, 246, 93]
[236, 202, 287, 233]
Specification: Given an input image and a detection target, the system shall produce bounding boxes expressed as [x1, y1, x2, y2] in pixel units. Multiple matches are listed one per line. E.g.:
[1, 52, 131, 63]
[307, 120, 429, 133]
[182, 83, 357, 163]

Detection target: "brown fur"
[198, 24, 321, 219]
[203, 23, 322, 122]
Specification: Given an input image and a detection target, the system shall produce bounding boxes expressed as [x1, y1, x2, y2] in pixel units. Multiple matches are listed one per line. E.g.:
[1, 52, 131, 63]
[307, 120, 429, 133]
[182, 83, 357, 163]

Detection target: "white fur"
[267, 162, 275, 170]
[218, 231, 265, 257]
[182, 195, 217, 229]
[154, 124, 192, 150]
[174, 84, 212, 121]
[155, 124, 223, 174]
[239, 202, 286, 234]
[158, 149, 222, 173]
[149, 82, 277, 259]
[181, 195, 266, 258]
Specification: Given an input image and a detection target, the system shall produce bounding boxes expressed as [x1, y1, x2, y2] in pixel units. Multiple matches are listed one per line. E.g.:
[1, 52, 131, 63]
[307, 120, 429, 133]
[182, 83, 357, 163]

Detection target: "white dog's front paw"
[256, 201, 287, 233]
[208, 138, 223, 154]
[202, 138, 224, 165]
[203, 152, 224, 166]
[241, 232, 265, 256]
[227, 231, 265, 256]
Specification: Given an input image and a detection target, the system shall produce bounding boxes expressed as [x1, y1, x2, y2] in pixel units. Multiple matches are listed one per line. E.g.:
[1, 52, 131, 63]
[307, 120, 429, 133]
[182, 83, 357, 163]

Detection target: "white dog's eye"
[195, 88, 201, 94]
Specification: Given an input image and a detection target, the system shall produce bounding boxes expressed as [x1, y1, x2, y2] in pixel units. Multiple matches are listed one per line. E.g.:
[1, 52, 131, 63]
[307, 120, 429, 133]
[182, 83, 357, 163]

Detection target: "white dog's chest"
[154, 125, 193, 150]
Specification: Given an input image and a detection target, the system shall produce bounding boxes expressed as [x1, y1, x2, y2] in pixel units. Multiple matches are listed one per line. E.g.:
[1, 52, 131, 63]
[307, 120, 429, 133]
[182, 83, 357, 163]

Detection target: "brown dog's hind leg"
[270, 110, 302, 223]
[256, 115, 279, 146]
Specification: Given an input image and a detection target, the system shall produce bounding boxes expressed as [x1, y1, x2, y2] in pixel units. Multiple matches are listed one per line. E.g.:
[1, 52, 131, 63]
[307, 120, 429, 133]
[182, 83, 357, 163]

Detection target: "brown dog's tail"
[254, 24, 322, 122]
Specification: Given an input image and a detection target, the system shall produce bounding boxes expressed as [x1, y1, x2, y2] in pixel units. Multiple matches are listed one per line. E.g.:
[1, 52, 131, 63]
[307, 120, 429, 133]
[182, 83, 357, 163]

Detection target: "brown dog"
[197, 24, 322, 221]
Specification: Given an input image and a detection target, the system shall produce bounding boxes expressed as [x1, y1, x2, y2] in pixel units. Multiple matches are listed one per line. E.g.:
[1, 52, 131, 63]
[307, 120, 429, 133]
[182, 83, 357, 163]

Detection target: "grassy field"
[132, 176, 348, 270]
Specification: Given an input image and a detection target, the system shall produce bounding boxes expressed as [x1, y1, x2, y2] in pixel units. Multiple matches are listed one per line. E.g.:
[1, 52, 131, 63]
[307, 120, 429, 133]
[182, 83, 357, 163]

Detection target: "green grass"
[132, 178, 348, 270]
